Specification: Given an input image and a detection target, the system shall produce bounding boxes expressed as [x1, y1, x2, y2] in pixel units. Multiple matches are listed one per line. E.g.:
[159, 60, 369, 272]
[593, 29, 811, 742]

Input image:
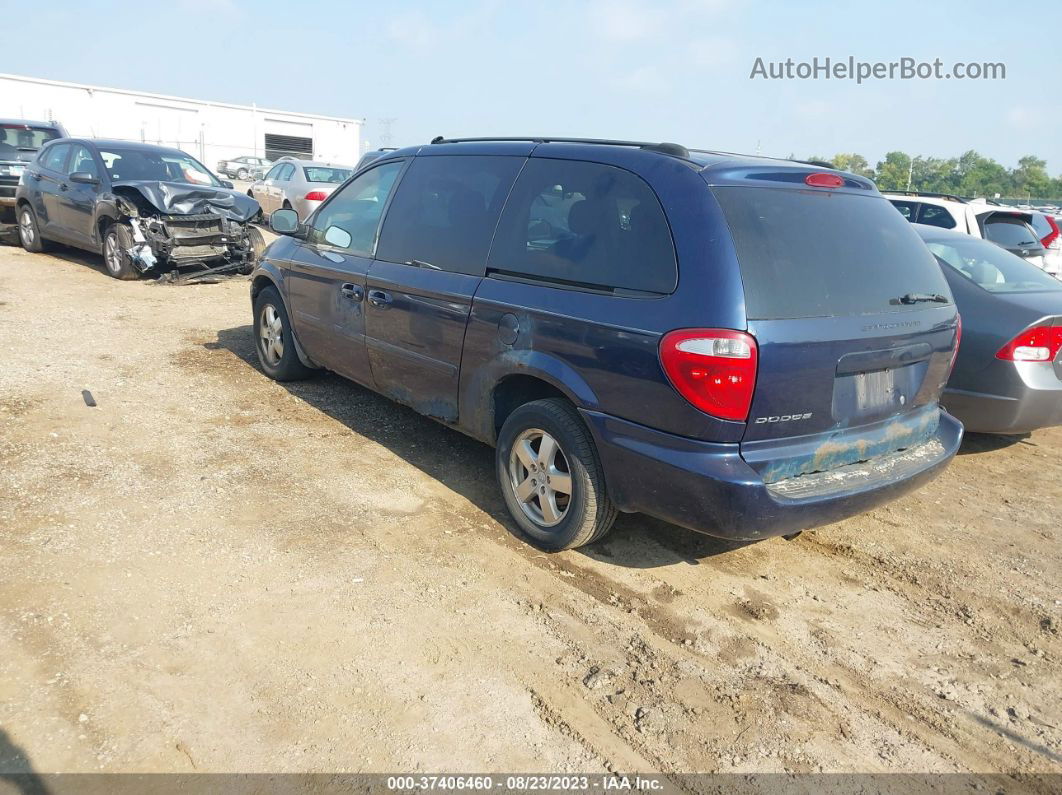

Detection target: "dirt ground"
[0, 240, 1060, 780]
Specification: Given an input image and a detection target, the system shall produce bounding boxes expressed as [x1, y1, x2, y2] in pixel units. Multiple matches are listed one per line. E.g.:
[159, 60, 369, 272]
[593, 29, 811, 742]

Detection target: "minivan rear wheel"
[496, 398, 617, 551]
[253, 285, 312, 381]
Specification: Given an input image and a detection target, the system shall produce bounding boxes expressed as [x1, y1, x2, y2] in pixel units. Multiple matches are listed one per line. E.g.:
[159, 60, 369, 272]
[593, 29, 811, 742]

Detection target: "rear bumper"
[582, 409, 963, 540]
[944, 386, 1062, 434]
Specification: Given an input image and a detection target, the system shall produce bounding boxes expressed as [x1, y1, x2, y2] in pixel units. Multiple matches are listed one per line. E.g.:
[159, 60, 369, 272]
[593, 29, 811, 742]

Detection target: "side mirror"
[69, 171, 99, 185]
[270, 208, 300, 235]
[323, 225, 352, 249]
[220, 179, 234, 189]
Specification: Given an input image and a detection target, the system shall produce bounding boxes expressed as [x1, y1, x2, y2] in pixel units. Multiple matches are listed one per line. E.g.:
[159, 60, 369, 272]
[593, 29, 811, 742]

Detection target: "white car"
[885, 191, 1047, 270]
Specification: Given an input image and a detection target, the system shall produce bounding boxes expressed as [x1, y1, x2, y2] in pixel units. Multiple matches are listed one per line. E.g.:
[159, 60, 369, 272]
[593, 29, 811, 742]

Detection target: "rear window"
[303, 166, 351, 184]
[0, 124, 61, 152]
[982, 217, 1041, 249]
[713, 187, 951, 319]
[1029, 213, 1054, 239]
[918, 204, 956, 229]
[925, 237, 1062, 294]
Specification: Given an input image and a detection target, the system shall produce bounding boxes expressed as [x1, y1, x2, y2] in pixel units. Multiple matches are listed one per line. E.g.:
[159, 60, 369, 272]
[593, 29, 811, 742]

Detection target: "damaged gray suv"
[15, 139, 265, 279]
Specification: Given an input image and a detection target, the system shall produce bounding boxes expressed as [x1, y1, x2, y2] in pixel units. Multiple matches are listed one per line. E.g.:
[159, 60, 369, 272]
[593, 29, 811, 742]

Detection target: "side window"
[68, 145, 99, 178]
[264, 164, 283, 180]
[42, 143, 71, 174]
[890, 200, 917, 220]
[918, 204, 956, 229]
[487, 158, 677, 294]
[375, 155, 524, 276]
[308, 160, 404, 254]
[276, 164, 295, 182]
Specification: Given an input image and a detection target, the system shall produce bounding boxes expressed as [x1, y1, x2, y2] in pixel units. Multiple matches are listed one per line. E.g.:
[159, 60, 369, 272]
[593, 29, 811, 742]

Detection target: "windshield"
[713, 187, 951, 319]
[0, 124, 61, 153]
[98, 147, 221, 187]
[304, 166, 351, 184]
[925, 236, 1062, 294]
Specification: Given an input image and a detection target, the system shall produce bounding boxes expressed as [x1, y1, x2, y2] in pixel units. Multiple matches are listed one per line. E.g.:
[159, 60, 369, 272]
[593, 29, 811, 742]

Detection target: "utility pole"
[378, 117, 397, 148]
[906, 158, 914, 191]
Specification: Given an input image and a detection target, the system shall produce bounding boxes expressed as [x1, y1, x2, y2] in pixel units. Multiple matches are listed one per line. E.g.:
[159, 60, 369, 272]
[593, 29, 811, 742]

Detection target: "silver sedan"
[249, 159, 353, 221]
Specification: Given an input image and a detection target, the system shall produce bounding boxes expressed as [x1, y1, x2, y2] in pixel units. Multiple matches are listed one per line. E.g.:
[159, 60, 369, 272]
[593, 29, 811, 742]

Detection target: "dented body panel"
[15, 138, 262, 277]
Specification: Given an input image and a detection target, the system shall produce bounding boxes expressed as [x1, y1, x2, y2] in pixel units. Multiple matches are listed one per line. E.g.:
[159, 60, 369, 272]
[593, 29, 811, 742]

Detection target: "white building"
[0, 73, 363, 168]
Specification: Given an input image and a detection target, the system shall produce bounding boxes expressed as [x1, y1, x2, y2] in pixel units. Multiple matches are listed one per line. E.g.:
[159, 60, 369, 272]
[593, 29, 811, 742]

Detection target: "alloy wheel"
[19, 210, 35, 246]
[259, 304, 285, 366]
[507, 428, 573, 527]
[104, 234, 122, 274]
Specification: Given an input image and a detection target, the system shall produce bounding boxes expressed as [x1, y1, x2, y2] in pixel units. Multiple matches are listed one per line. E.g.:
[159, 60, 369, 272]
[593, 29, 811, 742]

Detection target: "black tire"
[252, 286, 312, 381]
[237, 168, 249, 180]
[102, 224, 139, 280]
[496, 398, 617, 551]
[238, 226, 266, 275]
[17, 205, 48, 253]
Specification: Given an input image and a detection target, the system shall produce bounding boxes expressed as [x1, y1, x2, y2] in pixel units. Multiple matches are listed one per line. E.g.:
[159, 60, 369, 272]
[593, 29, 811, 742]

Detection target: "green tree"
[1010, 155, 1052, 199]
[874, 152, 913, 191]
[831, 153, 875, 179]
[954, 151, 1008, 198]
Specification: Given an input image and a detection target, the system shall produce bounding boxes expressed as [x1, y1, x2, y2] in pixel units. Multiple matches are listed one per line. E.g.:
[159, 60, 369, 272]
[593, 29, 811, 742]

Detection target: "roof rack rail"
[882, 190, 970, 203]
[428, 136, 690, 159]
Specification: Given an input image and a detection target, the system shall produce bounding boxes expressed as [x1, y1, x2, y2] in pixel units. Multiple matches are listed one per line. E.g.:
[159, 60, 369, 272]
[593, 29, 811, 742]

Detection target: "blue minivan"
[251, 137, 963, 551]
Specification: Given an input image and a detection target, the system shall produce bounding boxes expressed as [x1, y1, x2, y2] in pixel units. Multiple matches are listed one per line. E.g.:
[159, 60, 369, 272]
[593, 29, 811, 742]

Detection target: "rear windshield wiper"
[891, 292, 950, 305]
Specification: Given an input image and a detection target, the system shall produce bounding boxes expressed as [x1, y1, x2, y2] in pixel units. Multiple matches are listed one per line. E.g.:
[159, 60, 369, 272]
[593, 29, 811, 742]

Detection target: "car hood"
[113, 180, 260, 222]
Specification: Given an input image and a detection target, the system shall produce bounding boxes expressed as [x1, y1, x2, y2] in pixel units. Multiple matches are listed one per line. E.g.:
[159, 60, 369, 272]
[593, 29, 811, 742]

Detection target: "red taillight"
[1041, 216, 1060, 249]
[659, 329, 758, 421]
[305, 191, 328, 201]
[996, 324, 1062, 362]
[805, 172, 844, 188]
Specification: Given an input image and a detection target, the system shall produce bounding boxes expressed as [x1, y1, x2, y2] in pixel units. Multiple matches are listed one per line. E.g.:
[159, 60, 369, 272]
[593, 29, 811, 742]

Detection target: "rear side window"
[983, 217, 1040, 248]
[487, 159, 677, 294]
[918, 204, 956, 229]
[713, 187, 951, 319]
[42, 143, 71, 173]
[889, 200, 917, 220]
[375, 155, 523, 276]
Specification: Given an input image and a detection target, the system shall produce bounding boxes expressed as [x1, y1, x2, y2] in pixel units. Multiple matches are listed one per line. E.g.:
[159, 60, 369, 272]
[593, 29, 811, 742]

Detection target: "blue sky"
[6, 0, 1061, 171]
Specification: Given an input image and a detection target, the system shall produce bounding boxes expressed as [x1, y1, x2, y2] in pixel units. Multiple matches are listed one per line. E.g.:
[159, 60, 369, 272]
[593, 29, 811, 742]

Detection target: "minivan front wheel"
[496, 398, 617, 551]
[252, 286, 311, 381]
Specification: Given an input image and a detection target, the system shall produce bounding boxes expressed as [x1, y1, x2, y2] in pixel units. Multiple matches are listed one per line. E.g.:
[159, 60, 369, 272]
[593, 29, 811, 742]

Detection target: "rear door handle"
[59, 182, 68, 191]
[367, 289, 392, 307]
[340, 283, 363, 301]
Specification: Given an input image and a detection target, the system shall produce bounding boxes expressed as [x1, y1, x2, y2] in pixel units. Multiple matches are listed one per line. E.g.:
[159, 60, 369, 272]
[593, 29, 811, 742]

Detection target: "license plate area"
[832, 362, 927, 423]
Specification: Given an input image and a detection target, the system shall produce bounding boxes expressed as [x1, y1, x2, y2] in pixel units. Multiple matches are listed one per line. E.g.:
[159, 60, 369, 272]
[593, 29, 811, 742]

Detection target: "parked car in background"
[249, 137, 961, 551]
[216, 155, 271, 181]
[17, 139, 264, 279]
[249, 159, 352, 220]
[353, 147, 398, 172]
[1029, 211, 1062, 277]
[915, 224, 1062, 434]
[0, 119, 67, 239]
[886, 191, 1047, 267]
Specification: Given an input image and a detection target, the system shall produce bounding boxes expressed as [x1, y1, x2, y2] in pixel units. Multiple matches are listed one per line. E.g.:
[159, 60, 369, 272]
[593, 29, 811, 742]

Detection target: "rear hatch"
[709, 174, 959, 484]
[977, 210, 1046, 267]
